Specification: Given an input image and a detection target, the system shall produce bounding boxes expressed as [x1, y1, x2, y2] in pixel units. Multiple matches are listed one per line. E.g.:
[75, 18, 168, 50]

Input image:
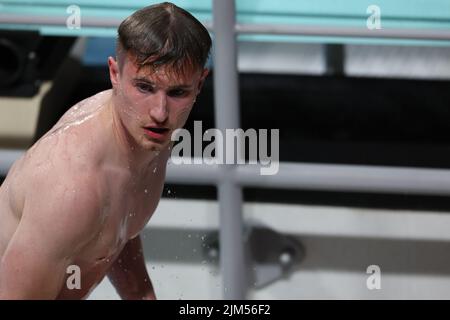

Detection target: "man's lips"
[143, 126, 170, 140]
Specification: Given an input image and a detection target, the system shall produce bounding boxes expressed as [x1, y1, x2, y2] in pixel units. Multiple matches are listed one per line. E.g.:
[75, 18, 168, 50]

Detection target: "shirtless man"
[0, 2, 211, 299]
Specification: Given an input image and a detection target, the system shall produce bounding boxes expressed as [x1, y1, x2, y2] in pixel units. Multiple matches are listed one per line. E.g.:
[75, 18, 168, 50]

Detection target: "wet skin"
[0, 54, 208, 299]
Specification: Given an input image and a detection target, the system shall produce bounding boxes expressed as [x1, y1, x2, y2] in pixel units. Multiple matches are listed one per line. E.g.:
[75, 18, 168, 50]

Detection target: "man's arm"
[0, 171, 101, 299]
[107, 235, 156, 300]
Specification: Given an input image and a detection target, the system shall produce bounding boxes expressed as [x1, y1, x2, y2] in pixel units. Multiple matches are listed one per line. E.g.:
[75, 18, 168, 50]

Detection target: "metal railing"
[2, 13, 450, 41]
[2, 0, 450, 299]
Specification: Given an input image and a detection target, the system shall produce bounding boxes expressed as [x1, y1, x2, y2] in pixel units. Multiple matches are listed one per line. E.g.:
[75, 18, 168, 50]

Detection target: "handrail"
[3, 150, 450, 196]
[1, 13, 450, 41]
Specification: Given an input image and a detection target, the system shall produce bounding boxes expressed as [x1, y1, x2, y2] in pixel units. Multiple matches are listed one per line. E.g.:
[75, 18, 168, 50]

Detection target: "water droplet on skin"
[144, 278, 148, 282]
[144, 189, 148, 194]
[153, 167, 157, 173]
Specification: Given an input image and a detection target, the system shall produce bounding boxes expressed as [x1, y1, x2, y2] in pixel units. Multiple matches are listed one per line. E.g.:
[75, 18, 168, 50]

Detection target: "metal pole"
[234, 23, 450, 41]
[4, 151, 450, 196]
[2, 14, 450, 41]
[212, 0, 246, 299]
[0, 14, 123, 28]
[167, 161, 450, 196]
[233, 163, 450, 196]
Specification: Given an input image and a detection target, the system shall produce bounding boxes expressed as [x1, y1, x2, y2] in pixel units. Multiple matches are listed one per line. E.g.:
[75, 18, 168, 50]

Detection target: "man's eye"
[168, 89, 187, 97]
[136, 83, 154, 93]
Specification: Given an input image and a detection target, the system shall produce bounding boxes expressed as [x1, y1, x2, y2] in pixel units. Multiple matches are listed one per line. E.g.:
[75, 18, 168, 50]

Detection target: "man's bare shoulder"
[24, 90, 113, 174]
[55, 90, 112, 127]
[15, 110, 109, 239]
[4, 90, 117, 240]
[18, 153, 104, 251]
[21, 119, 101, 184]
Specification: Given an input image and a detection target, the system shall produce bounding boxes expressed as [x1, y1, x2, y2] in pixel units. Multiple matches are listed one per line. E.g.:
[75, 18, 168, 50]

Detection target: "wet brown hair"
[116, 2, 211, 77]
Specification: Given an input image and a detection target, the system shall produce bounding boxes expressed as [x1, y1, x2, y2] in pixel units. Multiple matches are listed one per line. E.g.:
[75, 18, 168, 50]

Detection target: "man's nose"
[150, 91, 169, 123]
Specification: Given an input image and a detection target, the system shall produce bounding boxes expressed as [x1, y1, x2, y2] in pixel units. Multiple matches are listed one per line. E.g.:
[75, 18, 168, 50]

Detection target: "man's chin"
[141, 137, 169, 152]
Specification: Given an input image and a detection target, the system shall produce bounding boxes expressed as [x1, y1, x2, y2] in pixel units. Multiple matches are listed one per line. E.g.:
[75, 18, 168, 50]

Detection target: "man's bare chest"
[82, 169, 163, 257]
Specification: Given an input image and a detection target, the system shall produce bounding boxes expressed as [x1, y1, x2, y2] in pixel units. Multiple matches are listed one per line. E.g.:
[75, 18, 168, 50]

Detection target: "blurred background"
[1, 0, 450, 299]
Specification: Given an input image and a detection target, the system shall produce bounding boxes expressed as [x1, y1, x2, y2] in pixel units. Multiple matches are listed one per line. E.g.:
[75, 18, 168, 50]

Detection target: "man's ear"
[196, 68, 210, 93]
[108, 56, 120, 89]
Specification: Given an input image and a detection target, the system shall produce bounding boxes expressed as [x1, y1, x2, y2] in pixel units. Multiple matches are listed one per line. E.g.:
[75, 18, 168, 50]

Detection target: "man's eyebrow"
[133, 77, 154, 84]
[133, 77, 193, 89]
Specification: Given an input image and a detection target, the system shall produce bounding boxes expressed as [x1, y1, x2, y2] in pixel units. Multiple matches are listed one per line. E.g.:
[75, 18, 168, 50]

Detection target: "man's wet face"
[110, 54, 207, 152]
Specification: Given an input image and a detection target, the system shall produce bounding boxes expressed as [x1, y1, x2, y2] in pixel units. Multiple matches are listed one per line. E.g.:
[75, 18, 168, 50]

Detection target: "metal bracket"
[245, 223, 305, 289]
[203, 223, 305, 290]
